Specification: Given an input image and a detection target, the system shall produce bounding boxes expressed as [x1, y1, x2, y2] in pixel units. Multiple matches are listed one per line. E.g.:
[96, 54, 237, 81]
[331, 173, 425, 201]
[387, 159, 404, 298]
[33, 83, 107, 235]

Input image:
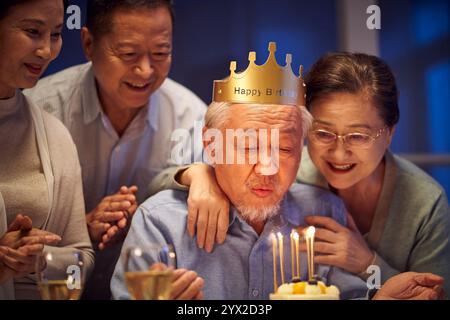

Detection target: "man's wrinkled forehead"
[92, 6, 173, 40]
[111, 8, 172, 33]
[227, 104, 303, 134]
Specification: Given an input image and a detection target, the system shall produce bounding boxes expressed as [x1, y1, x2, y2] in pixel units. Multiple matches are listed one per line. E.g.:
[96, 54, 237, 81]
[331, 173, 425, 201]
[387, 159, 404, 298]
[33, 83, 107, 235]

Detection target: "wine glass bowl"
[123, 244, 176, 300]
[36, 250, 86, 300]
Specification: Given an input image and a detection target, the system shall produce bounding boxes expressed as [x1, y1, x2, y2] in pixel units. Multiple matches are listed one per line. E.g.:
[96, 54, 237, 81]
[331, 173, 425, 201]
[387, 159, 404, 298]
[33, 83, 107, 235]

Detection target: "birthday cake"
[269, 226, 339, 299]
[270, 280, 340, 300]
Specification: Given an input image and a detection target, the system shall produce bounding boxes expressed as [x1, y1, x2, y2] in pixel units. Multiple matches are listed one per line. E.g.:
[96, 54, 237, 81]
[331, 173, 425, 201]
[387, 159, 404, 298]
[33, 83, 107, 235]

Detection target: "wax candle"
[277, 232, 285, 284]
[290, 231, 295, 279]
[293, 230, 300, 278]
[271, 233, 278, 292]
[304, 226, 316, 281]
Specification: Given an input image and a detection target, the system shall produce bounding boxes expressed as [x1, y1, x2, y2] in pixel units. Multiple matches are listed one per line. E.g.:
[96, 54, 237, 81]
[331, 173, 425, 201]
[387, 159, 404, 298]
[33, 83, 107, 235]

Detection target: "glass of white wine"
[36, 250, 86, 300]
[123, 244, 176, 300]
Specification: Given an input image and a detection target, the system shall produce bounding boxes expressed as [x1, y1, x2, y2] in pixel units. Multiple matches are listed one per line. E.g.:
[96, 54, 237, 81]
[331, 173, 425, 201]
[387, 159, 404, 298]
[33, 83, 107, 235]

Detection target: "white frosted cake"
[270, 280, 340, 300]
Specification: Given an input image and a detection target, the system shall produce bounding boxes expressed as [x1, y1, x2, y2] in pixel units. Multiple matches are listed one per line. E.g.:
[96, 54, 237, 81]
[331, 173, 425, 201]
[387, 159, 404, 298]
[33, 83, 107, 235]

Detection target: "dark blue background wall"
[380, 0, 450, 195]
[45, 0, 450, 195]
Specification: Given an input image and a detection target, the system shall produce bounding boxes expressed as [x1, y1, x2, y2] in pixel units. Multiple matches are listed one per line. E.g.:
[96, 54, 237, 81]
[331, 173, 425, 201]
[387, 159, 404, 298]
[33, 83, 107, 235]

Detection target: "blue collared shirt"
[111, 183, 368, 300]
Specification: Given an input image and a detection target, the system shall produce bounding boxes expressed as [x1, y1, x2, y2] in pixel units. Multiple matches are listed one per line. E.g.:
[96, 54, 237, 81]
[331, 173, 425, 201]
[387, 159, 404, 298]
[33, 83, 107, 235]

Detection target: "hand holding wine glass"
[123, 244, 176, 300]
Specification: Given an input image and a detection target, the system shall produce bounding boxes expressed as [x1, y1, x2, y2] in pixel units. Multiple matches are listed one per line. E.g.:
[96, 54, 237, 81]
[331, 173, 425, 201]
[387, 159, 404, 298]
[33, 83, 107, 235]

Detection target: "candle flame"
[305, 226, 315, 238]
[292, 231, 299, 240]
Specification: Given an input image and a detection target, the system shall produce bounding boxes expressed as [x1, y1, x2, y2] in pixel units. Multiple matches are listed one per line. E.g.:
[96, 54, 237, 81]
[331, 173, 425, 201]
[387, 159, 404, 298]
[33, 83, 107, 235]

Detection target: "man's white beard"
[237, 203, 281, 223]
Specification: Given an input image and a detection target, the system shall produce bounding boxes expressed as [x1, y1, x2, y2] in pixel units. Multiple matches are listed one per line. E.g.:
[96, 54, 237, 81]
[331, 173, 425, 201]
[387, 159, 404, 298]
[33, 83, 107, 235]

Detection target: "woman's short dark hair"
[86, 0, 174, 38]
[305, 52, 400, 127]
[0, 0, 69, 21]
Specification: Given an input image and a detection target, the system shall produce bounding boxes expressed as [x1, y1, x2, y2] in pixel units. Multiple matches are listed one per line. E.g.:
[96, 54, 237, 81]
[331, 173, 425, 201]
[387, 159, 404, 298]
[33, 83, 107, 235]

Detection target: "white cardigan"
[0, 192, 14, 299]
[0, 91, 94, 299]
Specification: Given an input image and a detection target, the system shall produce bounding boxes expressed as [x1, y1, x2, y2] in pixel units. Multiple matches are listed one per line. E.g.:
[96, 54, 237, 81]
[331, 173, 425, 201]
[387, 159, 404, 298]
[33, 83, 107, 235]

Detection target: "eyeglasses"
[308, 127, 388, 149]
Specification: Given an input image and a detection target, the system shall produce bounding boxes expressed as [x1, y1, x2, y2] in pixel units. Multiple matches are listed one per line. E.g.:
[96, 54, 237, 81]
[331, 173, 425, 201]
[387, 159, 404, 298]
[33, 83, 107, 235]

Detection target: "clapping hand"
[86, 186, 138, 250]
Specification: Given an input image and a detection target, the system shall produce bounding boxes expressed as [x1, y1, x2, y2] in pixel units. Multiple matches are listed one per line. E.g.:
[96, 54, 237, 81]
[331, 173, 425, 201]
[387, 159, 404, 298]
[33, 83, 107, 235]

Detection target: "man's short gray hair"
[204, 101, 313, 140]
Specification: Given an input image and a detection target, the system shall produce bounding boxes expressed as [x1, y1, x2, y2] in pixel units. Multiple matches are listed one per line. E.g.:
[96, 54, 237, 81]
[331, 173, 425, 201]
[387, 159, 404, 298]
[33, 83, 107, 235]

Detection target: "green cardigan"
[298, 148, 450, 294]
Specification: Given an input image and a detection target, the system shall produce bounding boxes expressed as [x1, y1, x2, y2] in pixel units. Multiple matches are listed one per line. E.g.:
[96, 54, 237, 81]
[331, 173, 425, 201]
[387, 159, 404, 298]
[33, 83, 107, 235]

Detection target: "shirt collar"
[81, 62, 160, 133]
[148, 91, 160, 132]
[81, 63, 103, 125]
[228, 207, 239, 227]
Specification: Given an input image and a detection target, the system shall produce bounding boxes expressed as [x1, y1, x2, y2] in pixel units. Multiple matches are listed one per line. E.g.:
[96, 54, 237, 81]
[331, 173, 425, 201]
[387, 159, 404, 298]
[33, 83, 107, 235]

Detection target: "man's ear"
[202, 126, 215, 163]
[202, 126, 223, 166]
[81, 27, 94, 61]
[202, 126, 210, 149]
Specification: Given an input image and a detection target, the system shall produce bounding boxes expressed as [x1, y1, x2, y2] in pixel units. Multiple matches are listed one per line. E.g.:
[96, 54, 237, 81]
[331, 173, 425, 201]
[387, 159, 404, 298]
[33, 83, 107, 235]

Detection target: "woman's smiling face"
[0, 0, 64, 97]
[307, 91, 394, 190]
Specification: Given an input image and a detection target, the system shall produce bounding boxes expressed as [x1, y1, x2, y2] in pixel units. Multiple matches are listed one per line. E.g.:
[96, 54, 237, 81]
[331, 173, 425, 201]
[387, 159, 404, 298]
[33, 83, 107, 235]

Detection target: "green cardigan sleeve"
[407, 191, 450, 294]
[358, 252, 401, 283]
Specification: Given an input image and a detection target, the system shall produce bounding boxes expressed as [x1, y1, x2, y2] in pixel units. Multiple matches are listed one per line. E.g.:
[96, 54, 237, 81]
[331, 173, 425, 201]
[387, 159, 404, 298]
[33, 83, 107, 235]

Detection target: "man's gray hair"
[204, 101, 313, 140]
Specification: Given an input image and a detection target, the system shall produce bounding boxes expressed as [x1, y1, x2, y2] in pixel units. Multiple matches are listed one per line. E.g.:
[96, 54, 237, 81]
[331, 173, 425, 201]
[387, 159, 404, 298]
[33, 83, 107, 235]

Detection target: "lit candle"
[277, 232, 285, 284]
[293, 231, 300, 278]
[271, 233, 278, 292]
[290, 231, 295, 279]
[304, 226, 316, 281]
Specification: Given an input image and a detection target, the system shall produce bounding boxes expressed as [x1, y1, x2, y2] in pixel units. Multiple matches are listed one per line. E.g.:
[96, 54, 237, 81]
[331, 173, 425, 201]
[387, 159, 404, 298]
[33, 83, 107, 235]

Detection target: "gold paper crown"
[213, 42, 306, 106]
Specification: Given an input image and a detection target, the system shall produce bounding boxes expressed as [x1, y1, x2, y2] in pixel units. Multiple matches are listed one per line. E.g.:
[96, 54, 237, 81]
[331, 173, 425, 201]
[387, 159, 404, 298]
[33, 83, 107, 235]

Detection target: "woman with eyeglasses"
[153, 52, 449, 296]
[295, 52, 449, 293]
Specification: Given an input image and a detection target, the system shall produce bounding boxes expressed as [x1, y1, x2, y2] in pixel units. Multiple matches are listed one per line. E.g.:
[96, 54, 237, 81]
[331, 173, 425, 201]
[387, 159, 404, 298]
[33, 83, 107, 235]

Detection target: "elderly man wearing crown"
[109, 42, 368, 300]
[110, 43, 439, 300]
